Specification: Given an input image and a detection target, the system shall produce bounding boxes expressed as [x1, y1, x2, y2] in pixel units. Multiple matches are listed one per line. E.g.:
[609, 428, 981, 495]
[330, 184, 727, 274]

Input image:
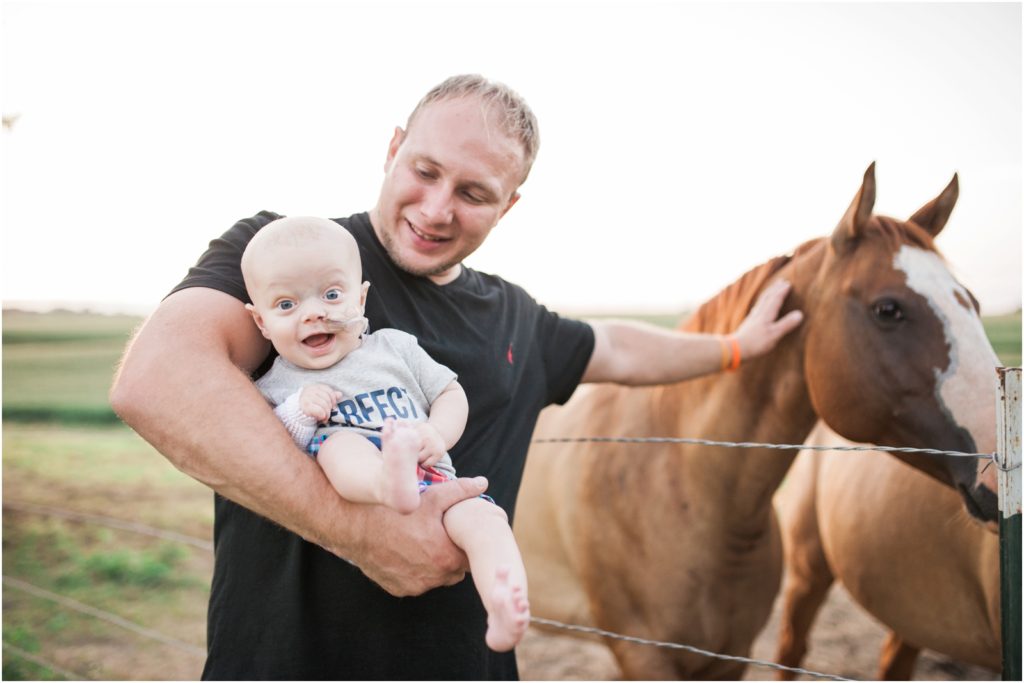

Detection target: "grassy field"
[3, 311, 214, 679]
[1, 307, 1020, 679]
[3, 423, 213, 680]
[3, 308, 1019, 425]
[981, 310, 1022, 367]
[2, 311, 142, 423]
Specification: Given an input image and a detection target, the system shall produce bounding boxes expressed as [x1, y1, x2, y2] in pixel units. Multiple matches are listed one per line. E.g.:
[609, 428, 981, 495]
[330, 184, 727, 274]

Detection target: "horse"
[514, 164, 1001, 679]
[773, 423, 1001, 680]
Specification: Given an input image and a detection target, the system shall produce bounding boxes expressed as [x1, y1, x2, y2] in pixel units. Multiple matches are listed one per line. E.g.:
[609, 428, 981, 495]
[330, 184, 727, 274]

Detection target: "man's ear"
[385, 127, 405, 170]
[499, 191, 521, 221]
[245, 303, 271, 340]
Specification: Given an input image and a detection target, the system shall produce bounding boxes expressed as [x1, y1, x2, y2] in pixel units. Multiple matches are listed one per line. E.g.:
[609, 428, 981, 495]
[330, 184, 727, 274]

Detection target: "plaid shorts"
[415, 464, 495, 504]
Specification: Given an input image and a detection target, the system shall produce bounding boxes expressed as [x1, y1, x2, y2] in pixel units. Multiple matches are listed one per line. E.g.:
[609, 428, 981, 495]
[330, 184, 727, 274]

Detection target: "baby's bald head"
[241, 216, 362, 299]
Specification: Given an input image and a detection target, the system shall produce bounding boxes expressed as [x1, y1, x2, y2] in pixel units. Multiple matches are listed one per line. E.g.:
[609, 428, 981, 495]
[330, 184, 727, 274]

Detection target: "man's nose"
[419, 185, 454, 224]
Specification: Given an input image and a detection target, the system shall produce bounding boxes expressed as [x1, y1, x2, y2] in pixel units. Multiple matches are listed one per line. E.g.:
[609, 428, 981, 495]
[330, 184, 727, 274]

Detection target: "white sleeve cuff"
[273, 391, 318, 448]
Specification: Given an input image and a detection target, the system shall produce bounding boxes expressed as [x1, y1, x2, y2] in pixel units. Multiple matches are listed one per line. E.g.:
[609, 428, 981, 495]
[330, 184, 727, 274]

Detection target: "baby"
[241, 215, 529, 652]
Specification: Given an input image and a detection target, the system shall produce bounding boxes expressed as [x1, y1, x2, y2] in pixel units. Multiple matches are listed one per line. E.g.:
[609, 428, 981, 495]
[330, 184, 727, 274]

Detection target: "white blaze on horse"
[774, 424, 1001, 680]
[514, 164, 1000, 679]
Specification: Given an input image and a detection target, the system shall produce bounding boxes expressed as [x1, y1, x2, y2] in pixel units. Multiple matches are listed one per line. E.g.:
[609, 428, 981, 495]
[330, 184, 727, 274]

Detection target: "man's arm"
[582, 279, 803, 385]
[110, 287, 485, 596]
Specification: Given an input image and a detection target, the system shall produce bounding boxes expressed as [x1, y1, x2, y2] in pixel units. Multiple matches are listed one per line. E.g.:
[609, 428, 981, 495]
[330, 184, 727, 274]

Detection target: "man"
[110, 74, 802, 680]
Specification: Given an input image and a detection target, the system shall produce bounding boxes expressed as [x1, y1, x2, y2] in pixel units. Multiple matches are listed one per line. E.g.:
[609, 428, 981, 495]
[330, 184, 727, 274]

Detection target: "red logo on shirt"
[506, 343, 514, 364]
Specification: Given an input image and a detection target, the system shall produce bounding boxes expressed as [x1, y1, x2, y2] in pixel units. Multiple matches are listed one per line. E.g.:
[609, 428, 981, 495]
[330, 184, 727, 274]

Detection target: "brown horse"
[514, 164, 1000, 679]
[774, 424, 1000, 680]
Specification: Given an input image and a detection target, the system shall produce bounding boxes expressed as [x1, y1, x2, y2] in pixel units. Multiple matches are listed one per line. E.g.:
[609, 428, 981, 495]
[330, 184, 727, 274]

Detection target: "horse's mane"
[681, 246, 805, 335]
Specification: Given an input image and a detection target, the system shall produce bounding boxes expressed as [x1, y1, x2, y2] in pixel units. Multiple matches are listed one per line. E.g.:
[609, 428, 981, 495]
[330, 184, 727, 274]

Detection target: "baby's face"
[247, 242, 368, 370]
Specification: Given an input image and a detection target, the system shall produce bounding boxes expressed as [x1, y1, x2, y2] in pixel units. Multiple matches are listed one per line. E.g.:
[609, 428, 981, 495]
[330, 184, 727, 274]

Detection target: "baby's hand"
[414, 422, 447, 468]
[299, 384, 342, 423]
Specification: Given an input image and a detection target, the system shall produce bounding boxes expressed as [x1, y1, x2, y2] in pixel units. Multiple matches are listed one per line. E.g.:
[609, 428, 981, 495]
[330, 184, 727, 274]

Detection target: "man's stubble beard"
[378, 227, 460, 279]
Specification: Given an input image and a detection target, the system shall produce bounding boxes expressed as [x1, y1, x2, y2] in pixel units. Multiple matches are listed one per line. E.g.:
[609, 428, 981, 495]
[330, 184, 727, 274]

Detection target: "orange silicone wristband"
[726, 335, 741, 371]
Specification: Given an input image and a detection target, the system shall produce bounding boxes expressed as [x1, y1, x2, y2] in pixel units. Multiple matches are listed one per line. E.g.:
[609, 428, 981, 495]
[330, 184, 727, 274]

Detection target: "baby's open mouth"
[303, 333, 335, 349]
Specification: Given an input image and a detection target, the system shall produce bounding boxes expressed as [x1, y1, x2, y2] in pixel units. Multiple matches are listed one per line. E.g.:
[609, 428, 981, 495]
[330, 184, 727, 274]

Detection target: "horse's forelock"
[872, 215, 941, 255]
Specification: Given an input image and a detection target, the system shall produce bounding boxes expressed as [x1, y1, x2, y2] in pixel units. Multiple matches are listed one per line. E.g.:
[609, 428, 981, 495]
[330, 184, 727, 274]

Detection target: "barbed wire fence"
[4, 432, 1000, 682]
[532, 436, 995, 461]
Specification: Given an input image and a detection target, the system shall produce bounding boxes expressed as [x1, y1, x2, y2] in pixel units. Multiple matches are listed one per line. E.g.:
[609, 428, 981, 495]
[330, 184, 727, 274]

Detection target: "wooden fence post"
[996, 367, 1021, 681]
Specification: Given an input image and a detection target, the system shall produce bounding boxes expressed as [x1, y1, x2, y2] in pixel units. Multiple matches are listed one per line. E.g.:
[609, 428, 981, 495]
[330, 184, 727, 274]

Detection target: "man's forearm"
[581, 280, 803, 385]
[584, 320, 726, 385]
[110, 289, 368, 558]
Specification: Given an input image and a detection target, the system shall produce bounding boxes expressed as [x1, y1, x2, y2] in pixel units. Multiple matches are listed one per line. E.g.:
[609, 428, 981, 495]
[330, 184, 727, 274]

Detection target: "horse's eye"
[872, 298, 905, 324]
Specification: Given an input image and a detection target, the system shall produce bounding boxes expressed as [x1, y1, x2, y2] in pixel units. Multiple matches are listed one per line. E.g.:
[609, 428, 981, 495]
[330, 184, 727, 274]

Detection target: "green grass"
[2, 423, 215, 534]
[982, 310, 1022, 367]
[2, 310, 142, 424]
[5, 518, 195, 592]
[2, 309, 143, 340]
[3, 422, 213, 680]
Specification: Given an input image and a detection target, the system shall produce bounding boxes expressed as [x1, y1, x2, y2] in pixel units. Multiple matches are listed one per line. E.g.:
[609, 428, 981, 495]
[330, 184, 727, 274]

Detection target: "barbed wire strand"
[2, 500, 213, 551]
[2, 641, 84, 681]
[530, 617, 853, 682]
[2, 576, 206, 659]
[532, 436, 993, 460]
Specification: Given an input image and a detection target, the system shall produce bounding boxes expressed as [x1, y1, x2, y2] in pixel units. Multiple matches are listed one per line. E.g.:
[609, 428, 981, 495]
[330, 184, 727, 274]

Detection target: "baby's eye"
[324, 289, 342, 301]
[277, 300, 295, 311]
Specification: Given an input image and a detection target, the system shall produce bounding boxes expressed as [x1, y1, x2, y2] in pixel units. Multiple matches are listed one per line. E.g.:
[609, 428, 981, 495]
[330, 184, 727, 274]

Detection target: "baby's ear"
[245, 303, 271, 339]
[359, 281, 370, 307]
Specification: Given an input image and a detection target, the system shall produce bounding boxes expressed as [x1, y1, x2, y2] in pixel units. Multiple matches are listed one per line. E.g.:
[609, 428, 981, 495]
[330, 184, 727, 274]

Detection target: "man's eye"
[277, 300, 295, 311]
[324, 289, 342, 301]
[416, 167, 436, 180]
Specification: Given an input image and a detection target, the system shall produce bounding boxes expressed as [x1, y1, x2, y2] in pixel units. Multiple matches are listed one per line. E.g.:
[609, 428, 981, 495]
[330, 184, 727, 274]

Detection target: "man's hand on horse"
[734, 279, 804, 359]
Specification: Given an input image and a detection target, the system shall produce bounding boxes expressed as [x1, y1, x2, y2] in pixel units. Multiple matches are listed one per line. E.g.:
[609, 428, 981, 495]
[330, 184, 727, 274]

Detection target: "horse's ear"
[908, 173, 959, 238]
[831, 163, 876, 254]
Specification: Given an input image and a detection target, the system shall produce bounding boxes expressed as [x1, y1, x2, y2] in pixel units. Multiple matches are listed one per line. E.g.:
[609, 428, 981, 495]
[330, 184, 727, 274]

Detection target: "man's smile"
[407, 220, 451, 244]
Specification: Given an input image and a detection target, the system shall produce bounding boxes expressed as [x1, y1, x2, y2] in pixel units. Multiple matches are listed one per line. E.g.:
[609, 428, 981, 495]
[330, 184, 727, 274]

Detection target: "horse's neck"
[658, 245, 823, 521]
[653, 341, 816, 523]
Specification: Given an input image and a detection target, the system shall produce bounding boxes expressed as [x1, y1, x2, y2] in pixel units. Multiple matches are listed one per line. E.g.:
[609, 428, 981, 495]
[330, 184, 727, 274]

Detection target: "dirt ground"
[515, 578, 1000, 681]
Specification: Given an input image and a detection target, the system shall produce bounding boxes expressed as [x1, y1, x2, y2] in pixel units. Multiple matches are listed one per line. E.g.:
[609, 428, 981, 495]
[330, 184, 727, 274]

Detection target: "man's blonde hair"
[406, 74, 540, 186]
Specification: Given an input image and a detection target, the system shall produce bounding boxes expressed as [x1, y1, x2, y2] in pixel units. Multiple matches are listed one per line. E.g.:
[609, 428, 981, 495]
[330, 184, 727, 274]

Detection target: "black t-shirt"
[171, 211, 595, 680]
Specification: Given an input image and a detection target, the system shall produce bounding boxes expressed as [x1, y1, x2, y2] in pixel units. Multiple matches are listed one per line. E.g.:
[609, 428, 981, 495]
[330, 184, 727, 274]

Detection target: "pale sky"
[2, 1, 1021, 316]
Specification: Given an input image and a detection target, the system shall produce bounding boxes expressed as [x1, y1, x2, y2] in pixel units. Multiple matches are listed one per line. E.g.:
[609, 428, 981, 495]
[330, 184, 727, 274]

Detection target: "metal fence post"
[996, 367, 1021, 681]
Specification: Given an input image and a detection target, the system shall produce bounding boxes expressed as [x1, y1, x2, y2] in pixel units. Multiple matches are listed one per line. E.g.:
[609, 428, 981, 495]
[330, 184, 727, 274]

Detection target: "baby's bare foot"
[379, 419, 421, 514]
[485, 565, 530, 652]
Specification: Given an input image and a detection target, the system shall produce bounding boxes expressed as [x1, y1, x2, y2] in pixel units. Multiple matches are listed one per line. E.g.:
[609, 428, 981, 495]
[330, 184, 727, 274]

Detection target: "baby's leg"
[317, 421, 421, 514]
[443, 498, 530, 651]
